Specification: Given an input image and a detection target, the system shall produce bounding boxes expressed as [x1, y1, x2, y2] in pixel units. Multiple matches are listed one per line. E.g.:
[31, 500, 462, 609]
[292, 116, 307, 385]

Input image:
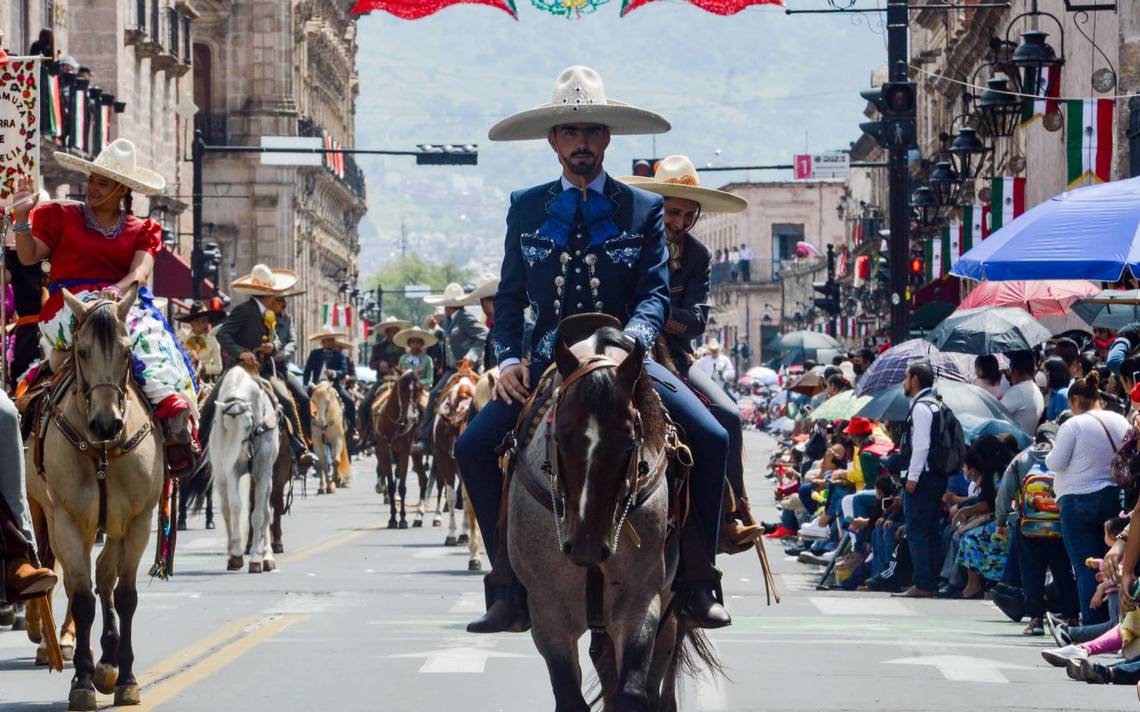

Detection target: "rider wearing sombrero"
[619, 156, 761, 548]
[302, 330, 357, 438]
[359, 316, 411, 438]
[177, 300, 226, 380]
[9, 139, 201, 477]
[459, 274, 501, 370]
[457, 66, 732, 633]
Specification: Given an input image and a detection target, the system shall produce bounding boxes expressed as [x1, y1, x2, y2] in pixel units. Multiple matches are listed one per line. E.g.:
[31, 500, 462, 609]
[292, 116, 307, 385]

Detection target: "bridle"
[377, 377, 420, 440]
[71, 299, 130, 446]
[543, 355, 662, 556]
[218, 397, 276, 464]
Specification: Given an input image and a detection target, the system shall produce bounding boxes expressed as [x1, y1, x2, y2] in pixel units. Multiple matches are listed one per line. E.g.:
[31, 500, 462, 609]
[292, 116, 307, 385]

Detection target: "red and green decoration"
[621, 0, 780, 14]
[532, 0, 610, 18]
[1066, 98, 1114, 188]
[351, 0, 518, 20]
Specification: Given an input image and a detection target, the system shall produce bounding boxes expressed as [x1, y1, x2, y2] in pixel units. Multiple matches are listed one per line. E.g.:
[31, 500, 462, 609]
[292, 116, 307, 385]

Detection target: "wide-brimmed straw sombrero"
[231, 264, 301, 296]
[423, 282, 468, 307]
[309, 329, 347, 343]
[459, 273, 499, 306]
[55, 139, 166, 195]
[392, 326, 439, 349]
[489, 66, 671, 142]
[620, 155, 748, 214]
[376, 316, 412, 334]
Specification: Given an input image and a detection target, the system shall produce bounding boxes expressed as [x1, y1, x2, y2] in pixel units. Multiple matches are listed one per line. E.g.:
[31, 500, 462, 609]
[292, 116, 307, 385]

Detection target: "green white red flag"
[962, 203, 986, 249]
[351, 0, 518, 19]
[1020, 65, 1061, 126]
[1066, 98, 1114, 187]
[988, 177, 1025, 233]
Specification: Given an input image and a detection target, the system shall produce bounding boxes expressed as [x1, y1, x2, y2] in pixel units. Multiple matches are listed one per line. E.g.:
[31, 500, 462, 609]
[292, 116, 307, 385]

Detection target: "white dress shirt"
[695, 353, 736, 385]
[905, 387, 935, 483]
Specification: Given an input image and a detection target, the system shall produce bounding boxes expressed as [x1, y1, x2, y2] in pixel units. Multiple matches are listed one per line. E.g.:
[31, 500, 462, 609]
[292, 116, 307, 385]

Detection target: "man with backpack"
[895, 361, 966, 598]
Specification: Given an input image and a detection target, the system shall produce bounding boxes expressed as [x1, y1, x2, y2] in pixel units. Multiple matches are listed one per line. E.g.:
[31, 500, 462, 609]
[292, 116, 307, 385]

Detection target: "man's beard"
[567, 153, 597, 176]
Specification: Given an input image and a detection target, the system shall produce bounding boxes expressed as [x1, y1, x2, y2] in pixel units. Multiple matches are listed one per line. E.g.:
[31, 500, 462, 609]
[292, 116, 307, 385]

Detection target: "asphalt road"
[2, 431, 1137, 711]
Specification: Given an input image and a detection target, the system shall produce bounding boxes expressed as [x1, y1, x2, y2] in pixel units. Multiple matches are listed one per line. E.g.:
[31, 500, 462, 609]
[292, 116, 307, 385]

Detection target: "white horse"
[310, 380, 350, 495]
[209, 367, 281, 574]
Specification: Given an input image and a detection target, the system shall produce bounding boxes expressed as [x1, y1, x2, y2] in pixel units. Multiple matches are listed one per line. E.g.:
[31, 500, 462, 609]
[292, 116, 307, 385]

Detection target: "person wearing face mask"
[850, 347, 876, 385]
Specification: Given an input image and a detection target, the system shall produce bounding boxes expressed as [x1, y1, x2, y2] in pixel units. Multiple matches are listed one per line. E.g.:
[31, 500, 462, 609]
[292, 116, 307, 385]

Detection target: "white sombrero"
[231, 264, 300, 296]
[423, 282, 468, 307]
[55, 139, 166, 195]
[489, 66, 671, 142]
[620, 155, 748, 214]
[706, 338, 722, 350]
[376, 316, 412, 334]
[392, 326, 439, 349]
[459, 273, 500, 306]
[309, 329, 347, 343]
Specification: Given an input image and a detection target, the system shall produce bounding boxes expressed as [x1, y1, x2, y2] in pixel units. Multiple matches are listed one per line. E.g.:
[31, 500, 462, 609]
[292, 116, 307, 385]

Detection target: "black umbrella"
[766, 331, 844, 365]
[854, 379, 1016, 424]
[925, 306, 1052, 355]
[1072, 290, 1140, 330]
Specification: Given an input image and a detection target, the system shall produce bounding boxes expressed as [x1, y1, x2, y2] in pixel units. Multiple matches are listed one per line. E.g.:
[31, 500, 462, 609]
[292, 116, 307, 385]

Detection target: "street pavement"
[2, 431, 1138, 711]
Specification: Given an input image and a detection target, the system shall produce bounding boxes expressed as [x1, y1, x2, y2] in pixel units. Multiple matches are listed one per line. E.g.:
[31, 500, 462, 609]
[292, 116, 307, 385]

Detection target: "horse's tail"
[660, 622, 727, 712]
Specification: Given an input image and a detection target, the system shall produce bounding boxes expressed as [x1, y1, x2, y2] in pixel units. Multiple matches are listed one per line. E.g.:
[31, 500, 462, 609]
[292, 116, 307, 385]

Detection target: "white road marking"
[391, 646, 531, 673]
[412, 547, 468, 559]
[884, 654, 1033, 683]
[177, 537, 226, 551]
[808, 597, 916, 617]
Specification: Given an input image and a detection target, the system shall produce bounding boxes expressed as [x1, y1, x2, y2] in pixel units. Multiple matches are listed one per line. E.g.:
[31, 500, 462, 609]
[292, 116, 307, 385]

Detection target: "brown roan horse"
[31, 285, 180, 710]
[509, 324, 718, 712]
[372, 370, 428, 529]
[431, 371, 483, 570]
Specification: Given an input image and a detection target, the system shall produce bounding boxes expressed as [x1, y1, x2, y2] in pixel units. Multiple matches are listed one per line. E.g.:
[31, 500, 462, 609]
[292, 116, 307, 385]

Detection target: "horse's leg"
[415, 452, 428, 525]
[216, 467, 243, 570]
[386, 461, 398, 529]
[50, 511, 97, 711]
[645, 612, 678, 712]
[464, 484, 482, 571]
[249, 454, 273, 574]
[93, 538, 122, 694]
[431, 459, 444, 527]
[396, 447, 409, 529]
[457, 478, 471, 546]
[270, 453, 287, 554]
[612, 599, 662, 712]
[530, 620, 589, 712]
[444, 480, 458, 546]
[110, 511, 151, 707]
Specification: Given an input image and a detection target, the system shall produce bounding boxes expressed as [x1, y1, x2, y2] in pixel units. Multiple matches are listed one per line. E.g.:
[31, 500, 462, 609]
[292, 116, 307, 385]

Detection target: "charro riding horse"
[431, 369, 483, 571]
[26, 285, 176, 710]
[372, 370, 429, 529]
[508, 322, 718, 711]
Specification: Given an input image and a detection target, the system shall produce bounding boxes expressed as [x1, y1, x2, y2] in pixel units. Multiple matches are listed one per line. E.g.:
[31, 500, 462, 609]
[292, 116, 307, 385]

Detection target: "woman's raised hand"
[10, 176, 40, 223]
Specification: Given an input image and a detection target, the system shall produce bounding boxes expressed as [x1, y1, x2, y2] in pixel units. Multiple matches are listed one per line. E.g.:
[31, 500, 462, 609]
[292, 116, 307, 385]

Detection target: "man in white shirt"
[695, 338, 736, 391]
[728, 247, 740, 281]
[1001, 351, 1044, 435]
[738, 243, 753, 282]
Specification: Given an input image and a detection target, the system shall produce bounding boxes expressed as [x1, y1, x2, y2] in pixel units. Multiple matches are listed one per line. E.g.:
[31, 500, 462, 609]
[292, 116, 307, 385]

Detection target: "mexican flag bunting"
[71, 87, 87, 153]
[1066, 98, 1114, 187]
[851, 219, 864, 246]
[321, 303, 330, 326]
[39, 62, 61, 137]
[988, 177, 1026, 233]
[351, 0, 518, 20]
[1020, 65, 1062, 125]
[943, 223, 962, 269]
[621, 0, 782, 17]
[962, 205, 984, 251]
[344, 305, 353, 329]
[101, 104, 112, 148]
[924, 238, 935, 283]
[322, 130, 332, 171]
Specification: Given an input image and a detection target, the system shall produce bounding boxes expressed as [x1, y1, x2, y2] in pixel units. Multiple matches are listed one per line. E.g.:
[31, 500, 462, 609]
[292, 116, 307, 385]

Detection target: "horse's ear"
[556, 337, 580, 379]
[117, 282, 140, 323]
[617, 338, 645, 390]
[61, 288, 88, 322]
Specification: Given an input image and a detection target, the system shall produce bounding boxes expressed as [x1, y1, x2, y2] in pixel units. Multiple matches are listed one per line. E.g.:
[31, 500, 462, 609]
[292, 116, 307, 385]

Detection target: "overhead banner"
[351, 0, 518, 19]
[0, 56, 41, 207]
[622, 0, 781, 15]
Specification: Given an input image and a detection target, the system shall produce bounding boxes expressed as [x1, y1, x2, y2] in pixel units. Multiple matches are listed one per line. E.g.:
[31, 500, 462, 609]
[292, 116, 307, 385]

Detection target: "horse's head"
[396, 370, 422, 425]
[552, 326, 659, 567]
[62, 284, 137, 445]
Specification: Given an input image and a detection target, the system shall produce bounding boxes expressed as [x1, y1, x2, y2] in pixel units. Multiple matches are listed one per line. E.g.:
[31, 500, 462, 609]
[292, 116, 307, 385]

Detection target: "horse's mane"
[575, 327, 666, 449]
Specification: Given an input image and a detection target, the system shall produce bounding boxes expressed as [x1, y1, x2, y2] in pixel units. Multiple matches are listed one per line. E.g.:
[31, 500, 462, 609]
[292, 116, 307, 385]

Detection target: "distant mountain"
[354, 0, 884, 276]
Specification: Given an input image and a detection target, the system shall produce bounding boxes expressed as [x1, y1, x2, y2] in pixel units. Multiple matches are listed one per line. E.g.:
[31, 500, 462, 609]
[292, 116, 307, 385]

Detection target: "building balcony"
[297, 118, 367, 203]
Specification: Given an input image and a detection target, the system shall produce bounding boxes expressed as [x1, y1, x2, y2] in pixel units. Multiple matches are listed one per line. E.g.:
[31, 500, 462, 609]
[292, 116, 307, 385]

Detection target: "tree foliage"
[367, 255, 473, 329]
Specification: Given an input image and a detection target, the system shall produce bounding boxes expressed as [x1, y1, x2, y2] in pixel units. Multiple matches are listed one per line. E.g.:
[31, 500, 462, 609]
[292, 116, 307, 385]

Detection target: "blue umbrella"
[952, 176, 1140, 282]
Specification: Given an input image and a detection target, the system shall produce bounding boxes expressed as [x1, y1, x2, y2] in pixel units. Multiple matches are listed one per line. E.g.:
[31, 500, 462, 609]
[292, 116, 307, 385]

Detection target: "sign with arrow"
[391, 646, 530, 673]
[884, 654, 1032, 683]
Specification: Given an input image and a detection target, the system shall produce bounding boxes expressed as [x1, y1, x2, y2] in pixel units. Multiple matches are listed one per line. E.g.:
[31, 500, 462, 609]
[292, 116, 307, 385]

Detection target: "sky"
[351, 0, 888, 274]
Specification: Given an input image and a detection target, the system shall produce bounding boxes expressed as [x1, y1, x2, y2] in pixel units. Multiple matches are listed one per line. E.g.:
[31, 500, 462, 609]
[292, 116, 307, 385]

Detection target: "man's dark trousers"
[457, 359, 729, 559]
[903, 472, 946, 592]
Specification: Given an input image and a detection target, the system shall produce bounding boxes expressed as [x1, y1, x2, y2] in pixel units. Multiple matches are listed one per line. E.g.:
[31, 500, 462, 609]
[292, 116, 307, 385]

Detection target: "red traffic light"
[910, 257, 924, 275]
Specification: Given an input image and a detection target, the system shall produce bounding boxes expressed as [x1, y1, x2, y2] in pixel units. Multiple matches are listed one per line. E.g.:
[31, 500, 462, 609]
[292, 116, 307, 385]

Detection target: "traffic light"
[858, 81, 917, 150]
[909, 254, 924, 281]
[813, 280, 840, 316]
[631, 158, 663, 177]
[199, 241, 222, 284]
[416, 144, 478, 166]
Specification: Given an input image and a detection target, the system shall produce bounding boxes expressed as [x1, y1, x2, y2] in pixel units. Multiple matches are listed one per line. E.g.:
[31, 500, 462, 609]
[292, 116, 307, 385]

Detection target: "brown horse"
[32, 285, 181, 710]
[372, 370, 428, 529]
[431, 371, 483, 570]
[509, 323, 718, 711]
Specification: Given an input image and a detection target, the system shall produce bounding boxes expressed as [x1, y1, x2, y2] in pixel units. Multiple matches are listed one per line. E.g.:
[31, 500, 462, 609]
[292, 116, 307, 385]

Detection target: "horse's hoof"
[114, 683, 141, 706]
[457, 534, 470, 545]
[375, 482, 383, 495]
[327, 482, 337, 494]
[0, 602, 13, 627]
[468, 559, 482, 571]
[94, 531, 105, 545]
[244, 544, 251, 556]
[317, 486, 327, 495]
[61, 642, 76, 661]
[432, 519, 442, 528]
[387, 519, 398, 530]
[227, 556, 244, 571]
[399, 520, 409, 530]
[248, 561, 263, 574]
[205, 519, 216, 530]
[67, 687, 97, 711]
[263, 559, 277, 572]
[412, 520, 423, 528]
[445, 536, 458, 547]
[93, 662, 119, 694]
[35, 646, 49, 666]
[271, 542, 284, 554]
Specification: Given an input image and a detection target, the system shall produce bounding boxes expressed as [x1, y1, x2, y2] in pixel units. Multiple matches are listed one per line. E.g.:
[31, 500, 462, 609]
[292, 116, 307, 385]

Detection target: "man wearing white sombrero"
[620, 156, 755, 537]
[358, 315, 411, 438]
[459, 273, 501, 369]
[302, 330, 356, 438]
[198, 264, 315, 469]
[455, 66, 732, 634]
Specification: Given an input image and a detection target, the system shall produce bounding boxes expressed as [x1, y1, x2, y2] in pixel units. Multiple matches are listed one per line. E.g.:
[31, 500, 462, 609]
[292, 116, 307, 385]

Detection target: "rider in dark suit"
[302, 334, 357, 437]
[273, 302, 311, 436]
[456, 67, 730, 634]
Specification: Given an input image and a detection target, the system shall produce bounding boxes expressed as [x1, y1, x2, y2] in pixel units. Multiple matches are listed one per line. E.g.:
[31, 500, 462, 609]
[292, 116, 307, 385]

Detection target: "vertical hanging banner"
[1019, 66, 1061, 126]
[1066, 98, 1114, 187]
[0, 56, 41, 207]
[988, 177, 1025, 233]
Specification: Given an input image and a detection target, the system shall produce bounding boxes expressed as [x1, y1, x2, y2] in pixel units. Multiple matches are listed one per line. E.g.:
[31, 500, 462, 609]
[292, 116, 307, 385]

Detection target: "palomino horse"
[31, 285, 177, 710]
[509, 323, 718, 711]
[310, 381, 350, 494]
[431, 370, 483, 571]
[372, 370, 428, 529]
[209, 366, 281, 573]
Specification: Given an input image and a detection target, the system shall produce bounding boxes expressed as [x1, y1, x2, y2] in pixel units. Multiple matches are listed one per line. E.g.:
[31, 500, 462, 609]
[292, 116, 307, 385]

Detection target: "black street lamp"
[927, 160, 960, 209]
[1005, 0, 1066, 99]
[948, 127, 987, 184]
[977, 78, 1022, 139]
[909, 186, 941, 229]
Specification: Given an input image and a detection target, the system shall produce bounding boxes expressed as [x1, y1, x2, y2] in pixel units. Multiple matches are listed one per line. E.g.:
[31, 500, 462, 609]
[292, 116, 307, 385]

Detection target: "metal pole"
[192, 130, 204, 301]
[887, 0, 912, 344]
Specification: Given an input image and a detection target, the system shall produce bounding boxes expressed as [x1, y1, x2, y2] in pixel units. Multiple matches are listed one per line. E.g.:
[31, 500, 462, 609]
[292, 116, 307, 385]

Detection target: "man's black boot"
[467, 584, 529, 634]
[681, 585, 732, 629]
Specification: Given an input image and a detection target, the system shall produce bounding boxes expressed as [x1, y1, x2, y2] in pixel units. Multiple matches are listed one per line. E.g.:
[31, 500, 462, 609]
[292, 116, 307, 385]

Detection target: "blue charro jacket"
[492, 174, 669, 367]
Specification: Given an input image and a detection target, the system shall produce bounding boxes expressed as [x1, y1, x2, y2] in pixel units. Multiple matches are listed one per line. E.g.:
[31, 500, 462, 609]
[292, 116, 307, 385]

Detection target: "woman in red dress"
[10, 139, 200, 475]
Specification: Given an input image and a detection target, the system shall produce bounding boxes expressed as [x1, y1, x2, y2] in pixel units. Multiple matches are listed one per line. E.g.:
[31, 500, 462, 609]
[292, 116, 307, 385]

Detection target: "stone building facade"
[191, 0, 366, 342]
